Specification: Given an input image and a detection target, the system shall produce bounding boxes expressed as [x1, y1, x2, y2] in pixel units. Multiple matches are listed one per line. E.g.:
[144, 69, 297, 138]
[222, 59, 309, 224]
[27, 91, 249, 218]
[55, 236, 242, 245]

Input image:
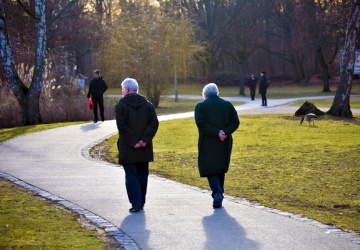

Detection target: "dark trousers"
[207, 174, 225, 197]
[92, 95, 105, 122]
[261, 93, 267, 106]
[249, 87, 256, 100]
[123, 162, 149, 209]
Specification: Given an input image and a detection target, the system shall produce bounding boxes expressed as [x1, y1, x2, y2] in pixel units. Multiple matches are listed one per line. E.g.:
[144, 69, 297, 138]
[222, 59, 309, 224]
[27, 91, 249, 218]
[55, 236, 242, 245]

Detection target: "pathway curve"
[1, 96, 359, 250]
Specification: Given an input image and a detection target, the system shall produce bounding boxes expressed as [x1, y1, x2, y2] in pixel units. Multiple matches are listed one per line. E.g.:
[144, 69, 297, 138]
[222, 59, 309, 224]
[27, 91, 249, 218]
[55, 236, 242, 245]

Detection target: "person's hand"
[134, 140, 147, 148]
[140, 140, 147, 147]
[218, 130, 227, 141]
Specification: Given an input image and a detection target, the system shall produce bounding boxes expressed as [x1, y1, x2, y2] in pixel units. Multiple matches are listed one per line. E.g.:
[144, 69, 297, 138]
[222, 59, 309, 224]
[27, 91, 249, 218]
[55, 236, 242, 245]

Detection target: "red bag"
[88, 98, 93, 111]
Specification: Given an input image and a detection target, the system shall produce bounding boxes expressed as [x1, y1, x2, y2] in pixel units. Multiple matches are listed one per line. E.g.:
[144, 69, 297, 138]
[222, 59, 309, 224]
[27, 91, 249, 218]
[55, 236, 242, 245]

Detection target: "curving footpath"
[1, 96, 360, 250]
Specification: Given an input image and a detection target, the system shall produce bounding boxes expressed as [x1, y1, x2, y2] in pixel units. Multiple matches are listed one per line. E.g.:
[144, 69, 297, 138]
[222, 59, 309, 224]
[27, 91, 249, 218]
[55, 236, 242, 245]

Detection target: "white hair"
[121, 78, 139, 92]
[202, 83, 219, 98]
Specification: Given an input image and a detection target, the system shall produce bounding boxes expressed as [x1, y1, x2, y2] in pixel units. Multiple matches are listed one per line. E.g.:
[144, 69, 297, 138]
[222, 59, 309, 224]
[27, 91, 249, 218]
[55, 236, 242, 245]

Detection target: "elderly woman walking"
[194, 83, 240, 208]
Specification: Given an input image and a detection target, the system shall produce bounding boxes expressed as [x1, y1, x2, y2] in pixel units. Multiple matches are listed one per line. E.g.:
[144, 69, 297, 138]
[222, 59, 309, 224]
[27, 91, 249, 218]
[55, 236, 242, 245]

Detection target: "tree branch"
[47, 0, 79, 27]
[16, 0, 37, 20]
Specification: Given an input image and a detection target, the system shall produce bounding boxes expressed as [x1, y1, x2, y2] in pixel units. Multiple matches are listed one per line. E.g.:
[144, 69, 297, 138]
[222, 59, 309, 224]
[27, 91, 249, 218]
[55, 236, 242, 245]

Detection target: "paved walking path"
[1, 96, 359, 250]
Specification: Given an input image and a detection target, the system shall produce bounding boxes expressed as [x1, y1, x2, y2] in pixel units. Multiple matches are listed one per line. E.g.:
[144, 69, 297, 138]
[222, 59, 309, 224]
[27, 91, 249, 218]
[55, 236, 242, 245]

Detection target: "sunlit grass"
[108, 80, 360, 99]
[104, 114, 360, 235]
[292, 96, 360, 109]
[0, 179, 110, 249]
[155, 98, 244, 115]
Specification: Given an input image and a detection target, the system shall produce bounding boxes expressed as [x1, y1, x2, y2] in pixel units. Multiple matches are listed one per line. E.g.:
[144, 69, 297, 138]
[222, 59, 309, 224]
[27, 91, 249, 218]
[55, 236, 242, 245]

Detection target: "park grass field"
[0, 179, 114, 249]
[108, 77, 360, 97]
[1, 80, 359, 248]
[101, 113, 360, 235]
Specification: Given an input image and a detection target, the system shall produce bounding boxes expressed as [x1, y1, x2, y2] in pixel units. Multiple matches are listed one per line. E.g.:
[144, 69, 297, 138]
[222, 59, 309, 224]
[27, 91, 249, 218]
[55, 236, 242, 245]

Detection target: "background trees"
[0, 0, 100, 125]
[97, 1, 205, 107]
[0, 0, 358, 127]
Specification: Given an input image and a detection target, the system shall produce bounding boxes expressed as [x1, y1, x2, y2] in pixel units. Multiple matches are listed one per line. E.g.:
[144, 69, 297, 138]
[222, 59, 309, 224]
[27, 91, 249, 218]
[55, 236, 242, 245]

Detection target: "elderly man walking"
[115, 78, 159, 213]
[195, 83, 240, 208]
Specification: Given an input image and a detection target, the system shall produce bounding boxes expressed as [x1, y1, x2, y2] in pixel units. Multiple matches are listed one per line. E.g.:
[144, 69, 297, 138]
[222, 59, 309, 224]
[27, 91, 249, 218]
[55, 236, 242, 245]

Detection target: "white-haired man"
[195, 83, 240, 208]
[115, 78, 159, 212]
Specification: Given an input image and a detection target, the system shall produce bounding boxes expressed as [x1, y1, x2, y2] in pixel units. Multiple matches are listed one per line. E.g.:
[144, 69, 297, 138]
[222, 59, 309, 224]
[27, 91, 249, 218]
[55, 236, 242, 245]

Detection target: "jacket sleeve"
[142, 103, 159, 143]
[194, 103, 219, 137]
[102, 79, 108, 93]
[223, 104, 240, 135]
[115, 103, 139, 147]
[87, 81, 92, 98]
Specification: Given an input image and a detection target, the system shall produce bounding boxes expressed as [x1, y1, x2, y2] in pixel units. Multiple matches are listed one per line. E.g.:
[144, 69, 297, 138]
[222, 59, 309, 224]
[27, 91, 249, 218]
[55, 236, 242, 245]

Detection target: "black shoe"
[94, 120, 98, 123]
[129, 207, 141, 213]
[213, 193, 223, 208]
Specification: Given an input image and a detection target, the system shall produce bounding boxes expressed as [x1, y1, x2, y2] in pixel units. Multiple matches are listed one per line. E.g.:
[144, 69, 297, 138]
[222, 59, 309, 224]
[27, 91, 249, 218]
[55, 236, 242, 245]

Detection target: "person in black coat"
[115, 78, 159, 213]
[247, 73, 257, 100]
[259, 71, 268, 107]
[87, 69, 107, 123]
[195, 83, 240, 208]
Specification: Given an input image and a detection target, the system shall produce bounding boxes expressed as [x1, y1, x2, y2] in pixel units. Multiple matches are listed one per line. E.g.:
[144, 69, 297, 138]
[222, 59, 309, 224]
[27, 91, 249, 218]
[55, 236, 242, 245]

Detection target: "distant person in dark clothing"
[115, 78, 159, 213]
[87, 69, 107, 123]
[247, 73, 257, 100]
[259, 71, 268, 107]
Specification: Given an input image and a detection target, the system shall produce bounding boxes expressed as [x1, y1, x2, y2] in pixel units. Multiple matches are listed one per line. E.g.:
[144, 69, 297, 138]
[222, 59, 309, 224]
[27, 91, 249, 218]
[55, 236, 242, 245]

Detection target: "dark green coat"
[195, 96, 240, 177]
[115, 93, 159, 165]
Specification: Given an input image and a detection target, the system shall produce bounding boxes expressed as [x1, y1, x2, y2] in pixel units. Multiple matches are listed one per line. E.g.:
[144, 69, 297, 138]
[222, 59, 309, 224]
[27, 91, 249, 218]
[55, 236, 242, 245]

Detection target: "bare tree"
[0, 0, 46, 125]
[0, 0, 87, 125]
[327, 0, 360, 118]
[97, 1, 205, 107]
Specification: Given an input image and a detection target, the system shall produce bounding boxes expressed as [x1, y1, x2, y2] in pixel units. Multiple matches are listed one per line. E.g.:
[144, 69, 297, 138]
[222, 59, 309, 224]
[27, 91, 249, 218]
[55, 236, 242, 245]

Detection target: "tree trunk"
[29, 0, 46, 124]
[239, 61, 245, 95]
[0, 0, 46, 125]
[327, 0, 360, 118]
[315, 47, 331, 92]
[0, 1, 28, 125]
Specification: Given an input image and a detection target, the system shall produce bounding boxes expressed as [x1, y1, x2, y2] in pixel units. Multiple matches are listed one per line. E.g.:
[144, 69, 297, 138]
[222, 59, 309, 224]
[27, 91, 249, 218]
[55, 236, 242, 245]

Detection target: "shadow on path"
[203, 208, 259, 250]
[80, 122, 104, 132]
[120, 212, 150, 249]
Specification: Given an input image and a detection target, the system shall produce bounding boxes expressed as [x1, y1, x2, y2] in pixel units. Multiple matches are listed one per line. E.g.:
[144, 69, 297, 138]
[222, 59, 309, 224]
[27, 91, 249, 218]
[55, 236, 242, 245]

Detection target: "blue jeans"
[123, 162, 149, 208]
[207, 174, 225, 197]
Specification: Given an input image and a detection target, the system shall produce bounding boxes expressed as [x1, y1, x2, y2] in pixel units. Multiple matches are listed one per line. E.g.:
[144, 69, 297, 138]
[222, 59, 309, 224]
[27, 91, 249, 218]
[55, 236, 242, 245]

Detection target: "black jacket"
[259, 75, 268, 94]
[87, 77, 107, 98]
[247, 77, 257, 88]
[115, 93, 159, 165]
[195, 96, 240, 177]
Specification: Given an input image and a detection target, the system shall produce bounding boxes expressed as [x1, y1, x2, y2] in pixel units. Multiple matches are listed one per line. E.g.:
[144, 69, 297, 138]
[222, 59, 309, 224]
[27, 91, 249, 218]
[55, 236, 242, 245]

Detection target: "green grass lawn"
[292, 96, 360, 109]
[102, 113, 360, 236]
[1, 81, 360, 247]
[107, 79, 360, 99]
[155, 98, 244, 115]
[0, 179, 111, 249]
